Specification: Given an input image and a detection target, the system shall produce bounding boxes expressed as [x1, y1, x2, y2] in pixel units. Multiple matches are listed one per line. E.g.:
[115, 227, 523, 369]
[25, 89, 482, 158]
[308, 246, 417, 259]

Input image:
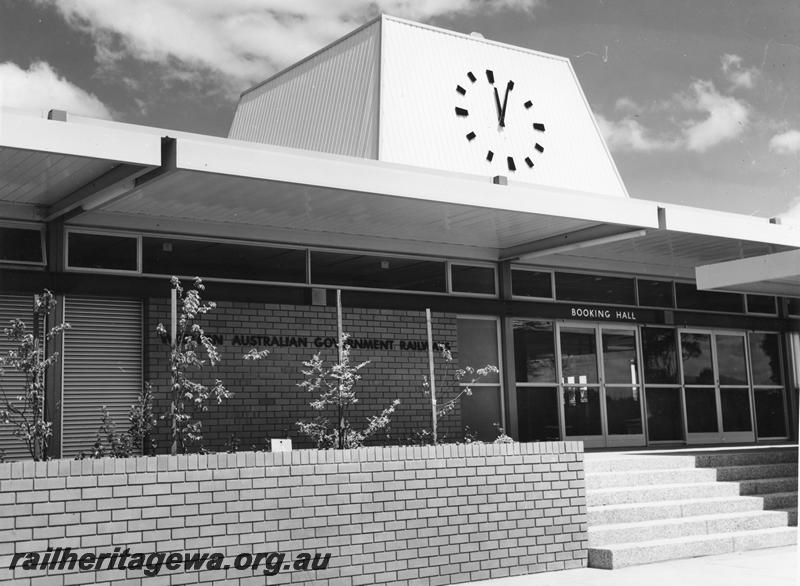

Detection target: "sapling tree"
[422, 342, 499, 444]
[156, 277, 230, 455]
[0, 290, 69, 460]
[297, 333, 399, 449]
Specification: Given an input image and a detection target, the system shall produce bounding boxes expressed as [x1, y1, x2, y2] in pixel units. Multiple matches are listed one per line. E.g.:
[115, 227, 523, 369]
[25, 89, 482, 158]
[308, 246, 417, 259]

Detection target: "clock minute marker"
[507, 157, 516, 171]
[525, 157, 534, 168]
[456, 85, 466, 95]
[455, 107, 469, 116]
[533, 123, 545, 132]
[486, 151, 494, 162]
[466, 131, 476, 141]
[467, 71, 476, 82]
[535, 143, 544, 153]
[486, 69, 495, 84]
[524, 100, 533, 109]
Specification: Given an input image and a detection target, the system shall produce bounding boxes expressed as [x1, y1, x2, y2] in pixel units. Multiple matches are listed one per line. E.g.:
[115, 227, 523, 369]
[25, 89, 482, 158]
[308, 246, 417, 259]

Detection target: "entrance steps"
[585, 446, 798, 569]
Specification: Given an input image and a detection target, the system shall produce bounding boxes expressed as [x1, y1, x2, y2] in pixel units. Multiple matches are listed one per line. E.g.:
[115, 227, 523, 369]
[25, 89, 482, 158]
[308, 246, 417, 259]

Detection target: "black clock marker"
[455, 107, 469, 116]
[525, 157, 534, 168]
[467, 71, 476, 82]
[456, 85, 466, 95]
[486, 150, 494, 162]
[533, 123, 545, 132]
[524, 100, 533, 109]
[507, 157, 516, 171]
[535, 143, 544, 153]
[486, 69, 495, 84]
[466, 131, 476, 141]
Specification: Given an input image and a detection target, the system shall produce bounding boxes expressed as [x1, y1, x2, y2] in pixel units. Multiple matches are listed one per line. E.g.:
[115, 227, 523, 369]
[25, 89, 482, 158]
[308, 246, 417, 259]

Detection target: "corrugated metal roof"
[229, 19, 380, 159]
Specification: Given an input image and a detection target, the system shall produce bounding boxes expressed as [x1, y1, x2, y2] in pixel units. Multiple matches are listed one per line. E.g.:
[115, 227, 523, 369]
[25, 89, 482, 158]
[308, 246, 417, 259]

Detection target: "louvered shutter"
[62, 297, 142, 457]
[0, 295, 36, 460]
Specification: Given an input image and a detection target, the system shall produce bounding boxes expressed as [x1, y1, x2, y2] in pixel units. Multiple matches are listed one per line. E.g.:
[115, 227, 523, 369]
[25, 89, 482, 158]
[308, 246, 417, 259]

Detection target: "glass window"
[456, 319, 499, 383]
[716, 335, 748, 385]
[749, 333, 782, 386]
[642, 328, 678, 384]
[555, 272, 635, 305]
[517, 388, 559, 441]
[746, 294, 776, 314]
[755, 390, 787, 438]
[143, 238, 306, 283]
[602, 329, 638, 385]
[675, 283, 743, 313]
[560, 327, 598, 385]
[685, 387, 718, 433]
[450, 264, 496, 295]
[786, 298, 800, 316]
[68, 232, 138, 271]
[680, 332, 714, 385]
[645, 388, 683, 441]
[310, 251, 446, 292]
[637, 279, 673, 308]
[513, 320, 556, 383]
[511, 269, 552, 298]
[461, 388, 502, 442]
[0, 226, 44, 264]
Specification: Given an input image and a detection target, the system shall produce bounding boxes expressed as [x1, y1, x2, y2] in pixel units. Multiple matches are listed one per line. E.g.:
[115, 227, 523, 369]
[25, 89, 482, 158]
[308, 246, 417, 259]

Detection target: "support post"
[426, 308, 438, 445]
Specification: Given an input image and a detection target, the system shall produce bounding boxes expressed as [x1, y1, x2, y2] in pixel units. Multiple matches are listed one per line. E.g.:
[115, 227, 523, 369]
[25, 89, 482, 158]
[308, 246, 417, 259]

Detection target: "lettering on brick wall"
[569, 306, 637, 321]
[215, 334, 449, 352]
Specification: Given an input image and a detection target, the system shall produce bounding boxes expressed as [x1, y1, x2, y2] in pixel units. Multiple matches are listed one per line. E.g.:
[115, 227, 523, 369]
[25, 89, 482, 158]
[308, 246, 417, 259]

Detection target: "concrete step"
[759, 491, 798, 509]
[586, 467, 717, 489]
[586, 454, 697, 473]
[694, 448, 798, 468]
[588, 495, 766, 525]
[714, 462, 798, 481]
[738, 476, 798, 495]
[588, 510, 790, 547]
[588, 526, 798, 569]
[587, 481, 740, 507]
[784, 508, 798, 526]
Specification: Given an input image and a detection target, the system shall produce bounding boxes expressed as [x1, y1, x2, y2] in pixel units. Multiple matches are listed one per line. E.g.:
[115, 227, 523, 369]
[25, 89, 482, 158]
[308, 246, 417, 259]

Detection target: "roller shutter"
[0, 295, 36, 460]
[62, 297, 142, 458]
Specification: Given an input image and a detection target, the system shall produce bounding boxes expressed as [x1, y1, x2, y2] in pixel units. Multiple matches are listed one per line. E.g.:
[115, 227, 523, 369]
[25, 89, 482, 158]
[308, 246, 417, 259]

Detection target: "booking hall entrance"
[513, 319, 789, 448]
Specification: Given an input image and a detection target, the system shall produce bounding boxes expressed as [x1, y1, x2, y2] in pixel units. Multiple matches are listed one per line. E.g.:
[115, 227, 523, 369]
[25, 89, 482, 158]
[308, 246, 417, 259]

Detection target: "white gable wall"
[379, 17, 627, 198]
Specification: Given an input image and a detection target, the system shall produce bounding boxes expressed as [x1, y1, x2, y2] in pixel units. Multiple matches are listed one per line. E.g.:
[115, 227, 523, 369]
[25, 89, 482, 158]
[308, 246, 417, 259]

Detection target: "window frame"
[64, 228, 142, 275]
[0, 221, 47, 267]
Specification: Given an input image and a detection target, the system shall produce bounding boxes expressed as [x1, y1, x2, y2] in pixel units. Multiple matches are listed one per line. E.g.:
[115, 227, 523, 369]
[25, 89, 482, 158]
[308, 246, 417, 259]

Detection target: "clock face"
[454, 69, 546, 172]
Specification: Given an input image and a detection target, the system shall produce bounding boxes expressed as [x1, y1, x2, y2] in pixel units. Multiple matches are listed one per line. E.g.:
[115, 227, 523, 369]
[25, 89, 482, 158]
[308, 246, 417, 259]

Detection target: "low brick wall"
[0, 442, 586, 585]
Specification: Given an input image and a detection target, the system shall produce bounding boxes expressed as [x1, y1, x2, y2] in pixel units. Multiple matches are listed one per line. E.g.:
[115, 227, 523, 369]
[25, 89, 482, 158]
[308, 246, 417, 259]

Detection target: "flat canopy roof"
[1, 111, 798, 292]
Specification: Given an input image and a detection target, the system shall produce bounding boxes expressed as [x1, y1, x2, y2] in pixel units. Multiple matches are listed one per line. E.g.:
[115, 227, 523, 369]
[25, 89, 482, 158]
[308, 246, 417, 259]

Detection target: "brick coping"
[0, 441, 583, 479]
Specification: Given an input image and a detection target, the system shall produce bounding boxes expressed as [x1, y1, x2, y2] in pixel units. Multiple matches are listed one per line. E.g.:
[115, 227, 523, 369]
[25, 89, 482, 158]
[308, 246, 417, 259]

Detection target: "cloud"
[595, 113, 679, 152]
[0, 61, 111, 118]
[614, 97, 643, 115]
[721, 53, 758, 90]
[681, 80, 749, 152]
[36, 0, 542, 94]
[769, 129, 800, 154]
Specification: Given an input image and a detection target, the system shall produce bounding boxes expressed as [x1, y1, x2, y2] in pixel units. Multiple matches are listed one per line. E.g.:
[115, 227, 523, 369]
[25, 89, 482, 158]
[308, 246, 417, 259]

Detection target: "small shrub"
[297, 333, 399, 449]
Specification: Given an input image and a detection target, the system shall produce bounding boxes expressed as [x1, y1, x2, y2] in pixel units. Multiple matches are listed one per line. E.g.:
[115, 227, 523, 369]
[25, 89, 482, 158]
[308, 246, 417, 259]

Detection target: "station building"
[0, 16, 798, 459]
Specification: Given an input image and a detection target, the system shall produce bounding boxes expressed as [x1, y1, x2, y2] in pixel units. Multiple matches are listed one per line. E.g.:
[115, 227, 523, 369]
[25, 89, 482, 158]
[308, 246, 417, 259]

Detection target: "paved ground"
[464, 545, 798, 586]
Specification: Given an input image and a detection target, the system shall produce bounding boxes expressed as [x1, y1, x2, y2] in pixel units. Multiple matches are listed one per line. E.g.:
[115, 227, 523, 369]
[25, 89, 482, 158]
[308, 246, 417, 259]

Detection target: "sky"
[1, 0, 798, 223]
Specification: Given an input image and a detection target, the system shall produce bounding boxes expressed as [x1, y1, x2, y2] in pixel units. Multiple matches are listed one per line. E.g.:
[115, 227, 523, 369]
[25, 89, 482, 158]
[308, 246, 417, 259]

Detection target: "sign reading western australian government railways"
[207, 335, 448, 352]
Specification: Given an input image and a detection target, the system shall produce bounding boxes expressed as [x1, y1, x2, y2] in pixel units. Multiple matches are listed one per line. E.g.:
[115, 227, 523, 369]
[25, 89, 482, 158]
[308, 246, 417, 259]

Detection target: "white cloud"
[769, 129, 800, 154]
[595, 113, 679, 152]
[614, 97, 643, 115]
[0, 61, 111, 118]
[36, 0, 542, 93]
[721, 53, 758, 90]
[680, 80, 749, 152]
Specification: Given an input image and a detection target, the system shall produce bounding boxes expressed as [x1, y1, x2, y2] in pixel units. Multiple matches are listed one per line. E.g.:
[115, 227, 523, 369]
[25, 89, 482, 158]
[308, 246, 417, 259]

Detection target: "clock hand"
[493, 86, 504, 127]
[499, 80, 513, 127]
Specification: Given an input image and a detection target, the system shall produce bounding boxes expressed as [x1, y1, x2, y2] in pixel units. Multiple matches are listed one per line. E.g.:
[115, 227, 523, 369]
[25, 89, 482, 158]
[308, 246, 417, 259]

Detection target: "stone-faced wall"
[0, 442, 587, 585]
[146, 300, 464, 452]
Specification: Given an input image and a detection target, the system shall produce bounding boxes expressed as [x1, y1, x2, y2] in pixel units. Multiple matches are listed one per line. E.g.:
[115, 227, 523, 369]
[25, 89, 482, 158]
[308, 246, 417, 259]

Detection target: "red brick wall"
[146, 299, 468, 452]
[0, 442, 587, 585]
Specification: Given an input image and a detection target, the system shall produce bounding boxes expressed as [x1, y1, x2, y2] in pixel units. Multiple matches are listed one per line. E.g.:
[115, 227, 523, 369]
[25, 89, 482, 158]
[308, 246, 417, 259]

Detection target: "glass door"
[559, 325, 603, 446]
[601, 327, 645, 446]
[679, 330, 755, 444]
[557, 323, 645, 448]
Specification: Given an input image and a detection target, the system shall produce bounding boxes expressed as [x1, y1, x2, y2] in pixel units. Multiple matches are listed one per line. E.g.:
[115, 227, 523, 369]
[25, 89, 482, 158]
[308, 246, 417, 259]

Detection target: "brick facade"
[0, 442, 587, 585]
[147, 299, 468, 452]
